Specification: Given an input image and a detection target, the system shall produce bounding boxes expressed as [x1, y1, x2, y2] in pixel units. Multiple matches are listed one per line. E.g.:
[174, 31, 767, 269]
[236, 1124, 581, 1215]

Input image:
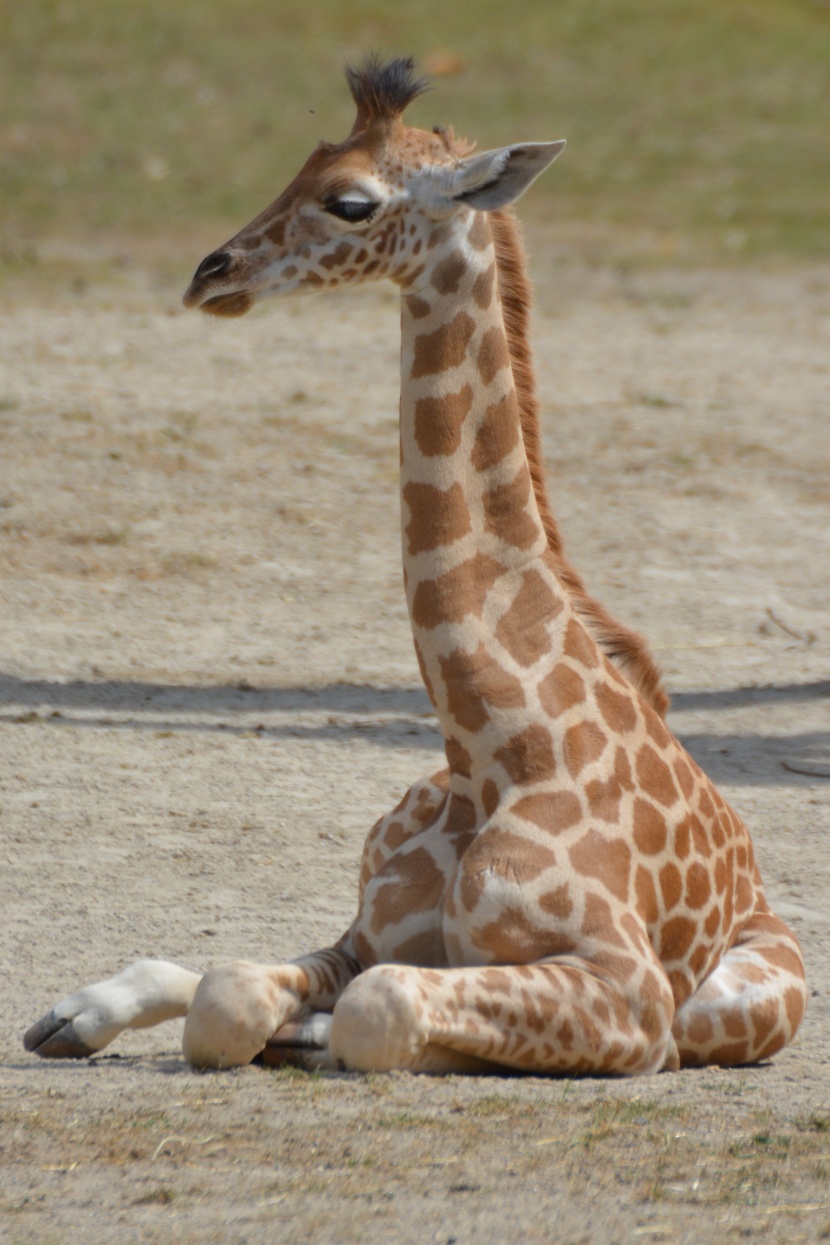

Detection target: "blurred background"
[2, 0, 829, 288]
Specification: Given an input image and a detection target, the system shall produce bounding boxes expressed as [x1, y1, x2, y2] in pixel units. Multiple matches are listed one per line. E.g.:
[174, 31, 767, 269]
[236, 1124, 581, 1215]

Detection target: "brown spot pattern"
[538, 663, 586, 720]
[412, 310, 476, 379]
[581, 893, 627, 946]
[563, 619, 600, 669]
[414, 385, 474, 457]
[319, 240, 354, 270]
[413, 637, 437, 707]
[472, 264, 496, 308]
[511, 789, 583, 834]
[403, 481, 472, 554]
[685, 861, 711, 909]
[636, 744, 679, 808]
[440, 642, 526, 732]
[481, 778, 499, 817]
[495, 724, 557, 784]
[645, 710, 672, 749]
[659, 862, 683, 912]
[584, 746, 632, 823]
[632, 798, 667, 855]
[563, 721, 608, 779]
[595, 680, 638, 734]
[467, 213, 491, 251]
[674, 756, 695, 798]
[391, 928, 446, 967]
[368, 846, 446, 935]
[431, 251, 468, 295]
[635, 865, 659, 925]
[411, 553, 504, 629]
[444, 793, 478, 856]
[445, 736, 473, 778]
[569, 829, 632, 903]
[459, 826, 554, 917]
[473, 905, 567, 964]
[406, 294, 431, 319]
[383, 820, 412, 851]
[477, 326, 511, 386]
[482, 464, 539, 551]
[659, 916, 698, 962]
[538, 884, 574, 920]
[471, 392, 521, 472]
[494, 568, 564, 667]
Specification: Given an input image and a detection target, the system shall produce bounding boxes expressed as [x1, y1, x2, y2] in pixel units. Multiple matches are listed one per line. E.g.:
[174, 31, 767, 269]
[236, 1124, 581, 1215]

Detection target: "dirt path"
[1, 256, 829, 1243]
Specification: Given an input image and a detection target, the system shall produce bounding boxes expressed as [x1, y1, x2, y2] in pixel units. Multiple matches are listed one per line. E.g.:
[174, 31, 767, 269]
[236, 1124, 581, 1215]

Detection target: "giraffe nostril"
[194, 250, 233, 281]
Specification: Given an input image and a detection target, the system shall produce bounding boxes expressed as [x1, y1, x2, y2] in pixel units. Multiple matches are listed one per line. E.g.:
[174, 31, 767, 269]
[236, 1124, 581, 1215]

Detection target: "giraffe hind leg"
[327, 958, 677, 1076]
[672, 910, 807, 1067]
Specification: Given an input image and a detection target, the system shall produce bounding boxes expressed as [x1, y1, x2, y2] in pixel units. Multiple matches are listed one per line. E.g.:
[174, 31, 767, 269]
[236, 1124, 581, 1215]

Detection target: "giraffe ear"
[446, 141, 566, 212]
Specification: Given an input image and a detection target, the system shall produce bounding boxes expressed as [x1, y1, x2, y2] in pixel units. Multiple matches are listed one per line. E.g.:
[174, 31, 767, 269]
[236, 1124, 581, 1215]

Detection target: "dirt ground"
[1, 247, 829, 1244]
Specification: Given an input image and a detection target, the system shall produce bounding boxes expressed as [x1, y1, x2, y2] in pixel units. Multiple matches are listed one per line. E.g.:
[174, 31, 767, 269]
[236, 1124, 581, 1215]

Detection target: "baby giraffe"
[25, 58, 805, 1075]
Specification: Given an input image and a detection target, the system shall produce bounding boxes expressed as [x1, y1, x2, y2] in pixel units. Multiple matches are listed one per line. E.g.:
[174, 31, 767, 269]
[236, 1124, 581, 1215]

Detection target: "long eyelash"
[325, 200, 377, 223]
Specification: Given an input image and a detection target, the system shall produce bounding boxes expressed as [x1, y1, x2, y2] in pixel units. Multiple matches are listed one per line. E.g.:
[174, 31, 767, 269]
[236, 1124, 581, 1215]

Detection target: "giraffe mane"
[346, 55, 429, 127]
[489, 209, 670, 717]
[342, 58, 668, 715]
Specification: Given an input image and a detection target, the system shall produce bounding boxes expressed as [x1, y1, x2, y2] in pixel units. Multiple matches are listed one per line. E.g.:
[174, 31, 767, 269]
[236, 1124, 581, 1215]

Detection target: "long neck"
[399, 210, 573, 786]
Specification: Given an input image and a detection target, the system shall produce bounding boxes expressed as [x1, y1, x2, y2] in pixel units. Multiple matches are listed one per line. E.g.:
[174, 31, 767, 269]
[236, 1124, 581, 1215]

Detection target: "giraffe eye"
[325, 199, 378, 223]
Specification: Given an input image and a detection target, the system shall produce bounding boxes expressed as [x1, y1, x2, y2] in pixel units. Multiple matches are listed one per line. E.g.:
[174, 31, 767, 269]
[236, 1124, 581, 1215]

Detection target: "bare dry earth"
[1, 251, 829, 1244]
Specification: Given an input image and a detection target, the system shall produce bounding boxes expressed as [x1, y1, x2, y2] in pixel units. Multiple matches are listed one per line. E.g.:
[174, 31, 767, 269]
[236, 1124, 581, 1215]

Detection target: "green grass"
[1, 0, 829, 271]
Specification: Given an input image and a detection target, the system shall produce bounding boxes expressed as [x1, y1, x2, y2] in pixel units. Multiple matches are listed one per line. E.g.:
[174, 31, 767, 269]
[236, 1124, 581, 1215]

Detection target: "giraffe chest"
[350, 803, 588, 972]
[350, 823, 462, 970]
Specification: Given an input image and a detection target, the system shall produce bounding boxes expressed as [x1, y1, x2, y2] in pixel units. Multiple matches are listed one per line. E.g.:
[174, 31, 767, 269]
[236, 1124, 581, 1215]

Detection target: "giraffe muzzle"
[183, 249, 255, 317]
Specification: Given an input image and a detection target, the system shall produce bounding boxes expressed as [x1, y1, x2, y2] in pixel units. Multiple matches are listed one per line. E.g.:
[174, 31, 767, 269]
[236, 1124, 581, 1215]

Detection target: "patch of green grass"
[579, 1096, 686, 1147]
[274, 1064, 325, 1083]
[2, 0, 829, 272]
[800, 1113, 830, 1133]
[726, 1131, 793, 1159]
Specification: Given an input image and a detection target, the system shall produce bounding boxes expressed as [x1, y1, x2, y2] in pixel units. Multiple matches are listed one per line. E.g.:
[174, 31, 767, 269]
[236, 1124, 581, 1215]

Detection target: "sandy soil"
[1, 250, 829, 1244]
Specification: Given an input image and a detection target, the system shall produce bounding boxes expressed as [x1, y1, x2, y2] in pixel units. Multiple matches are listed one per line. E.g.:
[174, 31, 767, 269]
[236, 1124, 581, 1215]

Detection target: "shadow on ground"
[2, 675, 828, 785]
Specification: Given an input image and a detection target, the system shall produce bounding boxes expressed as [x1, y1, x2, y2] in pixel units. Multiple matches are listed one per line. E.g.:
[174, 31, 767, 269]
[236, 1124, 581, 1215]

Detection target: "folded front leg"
[24, 959, 203, 1058]
[328, 957, 678, 1076]
[25, 944, 362, 1068]
[182, 945, 361, 1068]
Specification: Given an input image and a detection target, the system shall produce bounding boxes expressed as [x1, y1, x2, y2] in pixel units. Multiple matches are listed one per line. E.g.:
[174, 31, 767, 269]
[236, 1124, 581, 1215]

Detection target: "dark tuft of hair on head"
[345, 54, 430, 124]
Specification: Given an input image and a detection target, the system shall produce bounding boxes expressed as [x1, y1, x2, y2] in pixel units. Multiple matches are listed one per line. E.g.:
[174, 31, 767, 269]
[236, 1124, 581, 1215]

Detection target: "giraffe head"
[183, 57, 565, 316]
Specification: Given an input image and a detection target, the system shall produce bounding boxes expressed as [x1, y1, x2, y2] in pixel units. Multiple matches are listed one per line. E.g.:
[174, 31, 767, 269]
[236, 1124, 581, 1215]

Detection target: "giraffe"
[25, 58, 806, 1075]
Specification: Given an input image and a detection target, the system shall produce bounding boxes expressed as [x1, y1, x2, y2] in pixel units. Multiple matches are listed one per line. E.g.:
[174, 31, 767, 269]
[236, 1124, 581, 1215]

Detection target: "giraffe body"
[25, 59, 805, 1075]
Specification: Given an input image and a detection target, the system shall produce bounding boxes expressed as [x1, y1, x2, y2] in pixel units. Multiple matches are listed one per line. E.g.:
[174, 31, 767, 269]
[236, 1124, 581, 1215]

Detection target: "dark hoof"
[260, 1013, 335, 1071]
[24, 1012, 95, 1059]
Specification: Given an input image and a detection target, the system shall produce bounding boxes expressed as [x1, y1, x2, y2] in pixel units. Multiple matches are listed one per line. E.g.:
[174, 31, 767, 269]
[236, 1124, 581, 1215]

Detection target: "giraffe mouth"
[198, 290, 256, 318]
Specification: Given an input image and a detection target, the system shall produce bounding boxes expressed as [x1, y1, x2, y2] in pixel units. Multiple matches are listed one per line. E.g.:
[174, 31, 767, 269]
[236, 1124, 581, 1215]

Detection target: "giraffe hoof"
[24, 1011, 96, 1059]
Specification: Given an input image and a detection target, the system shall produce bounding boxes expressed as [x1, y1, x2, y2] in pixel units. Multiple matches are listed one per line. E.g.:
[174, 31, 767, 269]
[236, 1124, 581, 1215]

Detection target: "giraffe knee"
[329, 966, 425, 1072]
[182, 961, 277, 1069]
